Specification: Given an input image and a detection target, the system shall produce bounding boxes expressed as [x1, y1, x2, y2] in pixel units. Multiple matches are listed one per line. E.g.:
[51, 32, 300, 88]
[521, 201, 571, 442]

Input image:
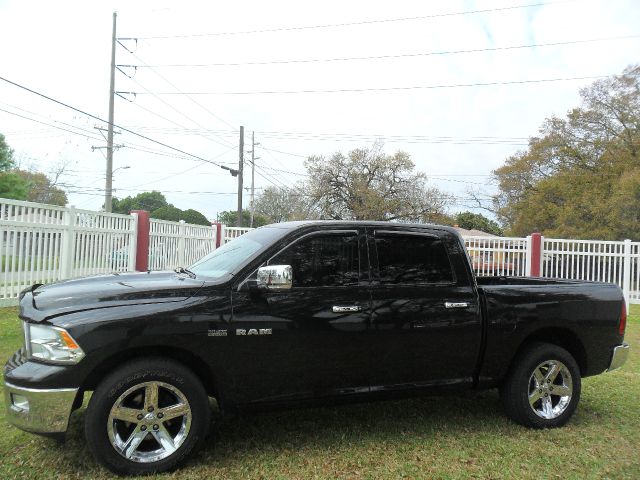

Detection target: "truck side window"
[270, 234, 359, 287]
[374, 234, 454, 284]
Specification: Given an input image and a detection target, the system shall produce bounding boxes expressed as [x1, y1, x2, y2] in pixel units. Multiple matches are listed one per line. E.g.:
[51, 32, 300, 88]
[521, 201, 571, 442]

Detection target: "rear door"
[367, 228, 482, 390]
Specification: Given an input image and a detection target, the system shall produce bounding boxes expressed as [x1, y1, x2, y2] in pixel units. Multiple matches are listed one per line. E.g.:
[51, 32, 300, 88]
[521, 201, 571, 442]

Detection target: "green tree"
[453, 211, 503, 236]
[113, 190, 211, 225]
[179, 209, 210, 226]
[150, 205, 183, 222]
[14, 170, 67, 206]
[217, 209, 270, 227]
[493, 65, 640, 240]
[150, 205, 211, 225]
[0, 172, 29, 200]
[0, 133, 30, 200]
[112, 191, 169, 214]
[0, 133, 14, 171]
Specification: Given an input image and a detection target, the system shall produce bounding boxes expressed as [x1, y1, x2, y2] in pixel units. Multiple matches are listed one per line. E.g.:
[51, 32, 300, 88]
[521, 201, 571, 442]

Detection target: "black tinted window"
[270, 234, 360, 287]
[374, 233, 453, 284]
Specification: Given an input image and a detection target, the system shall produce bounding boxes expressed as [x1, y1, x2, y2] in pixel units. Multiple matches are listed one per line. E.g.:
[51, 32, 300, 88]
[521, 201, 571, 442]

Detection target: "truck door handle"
[332, 305, 362, 313]
[445, 302, 469, 309]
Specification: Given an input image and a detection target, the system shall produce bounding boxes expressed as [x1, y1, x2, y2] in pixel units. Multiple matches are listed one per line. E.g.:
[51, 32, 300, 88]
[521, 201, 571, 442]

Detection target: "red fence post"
[530, 232, 542, 277]
[213, 222, 222, 248]
[132, 210, 150, 271]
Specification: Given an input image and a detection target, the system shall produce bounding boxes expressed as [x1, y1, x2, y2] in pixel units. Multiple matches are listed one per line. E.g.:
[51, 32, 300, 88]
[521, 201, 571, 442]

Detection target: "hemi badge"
[208, 329, 228, 337]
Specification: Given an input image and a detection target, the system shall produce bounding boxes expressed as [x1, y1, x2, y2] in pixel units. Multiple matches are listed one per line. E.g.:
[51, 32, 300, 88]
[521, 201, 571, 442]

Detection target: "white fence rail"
[223, 226, 253, 243]
[541, 238, 639, 305]
[463, 236, 530, 277]
[149, 219, 217, 271]
[1, 198, 136, 304]
[463, 234, 639, 306]
[542, 238, 628, 285]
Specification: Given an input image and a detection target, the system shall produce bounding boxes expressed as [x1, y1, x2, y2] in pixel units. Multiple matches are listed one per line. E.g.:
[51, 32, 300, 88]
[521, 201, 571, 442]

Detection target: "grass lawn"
[0, 307, 638, 479]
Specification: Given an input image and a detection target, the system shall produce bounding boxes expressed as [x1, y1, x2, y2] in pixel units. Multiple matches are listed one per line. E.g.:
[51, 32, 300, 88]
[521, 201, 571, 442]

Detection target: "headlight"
[25, 323, 85, 364]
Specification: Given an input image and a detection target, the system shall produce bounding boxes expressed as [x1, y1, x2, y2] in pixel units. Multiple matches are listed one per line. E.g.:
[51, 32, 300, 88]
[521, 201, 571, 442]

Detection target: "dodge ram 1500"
[4, 221, 629, 475]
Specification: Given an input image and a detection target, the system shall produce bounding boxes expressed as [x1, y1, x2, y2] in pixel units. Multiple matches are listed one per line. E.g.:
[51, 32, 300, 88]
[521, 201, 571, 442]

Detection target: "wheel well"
[515, 328, 588, 375]
[80, 346, 220, 400]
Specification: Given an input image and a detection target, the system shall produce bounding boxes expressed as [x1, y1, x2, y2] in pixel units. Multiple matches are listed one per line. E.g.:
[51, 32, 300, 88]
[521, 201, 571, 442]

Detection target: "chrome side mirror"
[257, 265, 293, 290]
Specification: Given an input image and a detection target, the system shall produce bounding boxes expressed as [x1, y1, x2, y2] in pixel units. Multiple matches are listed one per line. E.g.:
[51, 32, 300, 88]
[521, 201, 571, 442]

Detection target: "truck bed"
[476, 276, 624, 384]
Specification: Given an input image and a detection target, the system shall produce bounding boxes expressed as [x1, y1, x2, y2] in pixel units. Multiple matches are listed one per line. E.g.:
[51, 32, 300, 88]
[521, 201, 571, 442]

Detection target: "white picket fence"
[223, 226, 253, 243]
[464, 236, 530, 277]
[0, 198, 259, 304]
[464, 235, 639, 307]
[542, 238, 638, 305]
[0, 198, 137, 304]
[1, 197, 639, 307]
[148, 219, 217, 271]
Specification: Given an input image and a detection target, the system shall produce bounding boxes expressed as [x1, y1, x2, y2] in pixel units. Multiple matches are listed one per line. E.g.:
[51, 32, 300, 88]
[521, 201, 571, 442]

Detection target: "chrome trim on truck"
[3, 382, 79, 434]
[607, 344, 630, 372]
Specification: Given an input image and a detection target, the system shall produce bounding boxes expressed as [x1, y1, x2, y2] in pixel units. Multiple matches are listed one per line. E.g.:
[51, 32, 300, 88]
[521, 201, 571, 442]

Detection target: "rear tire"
[500, 342, 581, 429]
[85, 357, 210, 475]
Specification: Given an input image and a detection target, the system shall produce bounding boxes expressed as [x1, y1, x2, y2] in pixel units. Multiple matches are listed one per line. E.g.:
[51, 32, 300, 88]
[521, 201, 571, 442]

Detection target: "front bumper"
[607, 343, 630, 372]
[4, 381, 79, 434]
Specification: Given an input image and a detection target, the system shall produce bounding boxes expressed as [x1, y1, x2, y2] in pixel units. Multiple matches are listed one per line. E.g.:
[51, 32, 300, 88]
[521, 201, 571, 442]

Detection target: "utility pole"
[236, 126, 244, 226]
[249, 131, 260, 228]
[104, 11, 117, 213]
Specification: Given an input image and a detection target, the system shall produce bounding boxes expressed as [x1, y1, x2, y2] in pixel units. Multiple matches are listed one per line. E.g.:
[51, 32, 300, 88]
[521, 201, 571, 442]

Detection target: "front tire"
[500, 342, 581, 429]
[85, 358, 210, 475]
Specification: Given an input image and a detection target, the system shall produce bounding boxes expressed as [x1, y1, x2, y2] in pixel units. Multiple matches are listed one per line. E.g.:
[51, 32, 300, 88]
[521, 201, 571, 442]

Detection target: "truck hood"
[19, 271, 206, 322]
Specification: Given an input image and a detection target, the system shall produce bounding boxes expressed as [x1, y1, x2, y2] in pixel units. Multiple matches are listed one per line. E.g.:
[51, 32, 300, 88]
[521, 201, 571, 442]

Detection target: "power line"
[119, 75, 235, 148]
[126, 51, 237, 130]
[253, 134, 527, 145]
[0, 102, 238, 164]
[0, 107, 104, 142]
[0, 101, 98, 136]
[121, 126, 530, 140]
[118, 74, 610, 95]
[248, 159, 295, 190]
[254, 131, 528, 140]
[124, 34, 640, 68]
[122, 146, 238, 190]
[0, 110, 532, 148]
[0, 75, 238, 175]
[258, 145, 307, 158]
[0, 108, 505, 184]
[256, 164, 309, 177]
[125, 1, 574, 39]
[66, 187, 242, 195]
[122, 126, 531, 143]
[253, 162, 292, 189]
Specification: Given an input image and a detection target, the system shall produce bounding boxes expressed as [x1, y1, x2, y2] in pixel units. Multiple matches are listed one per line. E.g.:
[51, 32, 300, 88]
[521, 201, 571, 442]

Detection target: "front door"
[367, 228, 482, 390]
[229, 228, 372, 404]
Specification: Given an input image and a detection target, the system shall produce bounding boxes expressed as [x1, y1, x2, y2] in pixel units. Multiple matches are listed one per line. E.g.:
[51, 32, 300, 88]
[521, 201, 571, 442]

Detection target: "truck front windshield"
[189, 226, 287, 279]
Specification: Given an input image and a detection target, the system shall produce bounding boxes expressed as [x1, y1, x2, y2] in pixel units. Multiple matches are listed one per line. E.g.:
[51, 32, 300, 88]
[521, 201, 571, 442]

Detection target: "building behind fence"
[1, 198, 638, 307]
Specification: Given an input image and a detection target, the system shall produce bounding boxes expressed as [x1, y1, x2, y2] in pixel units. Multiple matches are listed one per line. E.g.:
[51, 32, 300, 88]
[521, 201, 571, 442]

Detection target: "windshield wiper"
[174, 267, 197, 279]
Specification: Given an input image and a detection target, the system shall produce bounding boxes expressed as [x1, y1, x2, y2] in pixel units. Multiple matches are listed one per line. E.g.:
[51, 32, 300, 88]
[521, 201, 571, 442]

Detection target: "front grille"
[4, 347, 28, 374]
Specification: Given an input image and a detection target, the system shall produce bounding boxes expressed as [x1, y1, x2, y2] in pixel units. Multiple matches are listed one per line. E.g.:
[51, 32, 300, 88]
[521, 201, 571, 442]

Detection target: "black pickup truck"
[3, 221, 629, 475]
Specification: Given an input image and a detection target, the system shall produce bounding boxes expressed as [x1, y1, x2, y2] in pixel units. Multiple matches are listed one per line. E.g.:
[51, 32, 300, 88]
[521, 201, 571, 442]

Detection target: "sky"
[1, 0, 639, 220]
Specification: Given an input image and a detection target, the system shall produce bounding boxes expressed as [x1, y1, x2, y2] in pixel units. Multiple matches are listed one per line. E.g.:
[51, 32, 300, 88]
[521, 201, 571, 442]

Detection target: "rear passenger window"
[374, 234, 454, 284]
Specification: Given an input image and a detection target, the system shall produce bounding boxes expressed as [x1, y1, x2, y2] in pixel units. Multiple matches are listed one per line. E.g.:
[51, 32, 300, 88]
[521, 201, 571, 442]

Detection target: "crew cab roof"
[260, 220, 461, 237]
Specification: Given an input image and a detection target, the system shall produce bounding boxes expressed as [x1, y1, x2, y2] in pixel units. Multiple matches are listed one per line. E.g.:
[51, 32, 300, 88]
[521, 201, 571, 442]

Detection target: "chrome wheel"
[107, 381, 192, 463]
[528, 360, 573, 419]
